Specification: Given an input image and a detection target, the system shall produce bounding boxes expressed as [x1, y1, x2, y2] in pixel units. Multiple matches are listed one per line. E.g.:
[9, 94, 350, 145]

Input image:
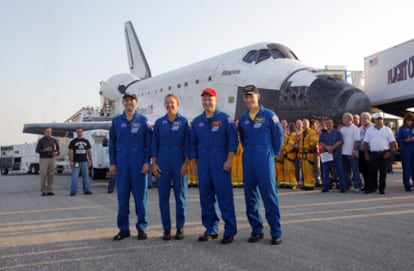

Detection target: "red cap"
[201, 88, 217, 97]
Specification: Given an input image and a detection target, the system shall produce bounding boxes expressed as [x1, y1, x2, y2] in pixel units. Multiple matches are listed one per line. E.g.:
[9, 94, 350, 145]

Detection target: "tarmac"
[1, 169, 414, 271]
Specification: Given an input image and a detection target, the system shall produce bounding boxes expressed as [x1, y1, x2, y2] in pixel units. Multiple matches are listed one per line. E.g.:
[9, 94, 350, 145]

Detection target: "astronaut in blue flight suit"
[396, 112, 414, 191]
[238, 85, 283, 245]
[151, 94, 190, 241]
[190, 88, 238, 245]
[109, 92, 152, 241]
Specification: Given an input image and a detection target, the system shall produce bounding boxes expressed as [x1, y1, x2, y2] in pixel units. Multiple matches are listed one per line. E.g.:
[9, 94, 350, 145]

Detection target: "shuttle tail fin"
[124, 21, 151, 79]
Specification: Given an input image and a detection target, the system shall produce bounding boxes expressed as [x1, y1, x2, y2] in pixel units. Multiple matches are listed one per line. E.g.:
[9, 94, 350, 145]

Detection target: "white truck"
[364, 39, 414, 116]
[0, 143, 39, 175]
[0, 142, 70, 175]
[83, 130, 110, 180]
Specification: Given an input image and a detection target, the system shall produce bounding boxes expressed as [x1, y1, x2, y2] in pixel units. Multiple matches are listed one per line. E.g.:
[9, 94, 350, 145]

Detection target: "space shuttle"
[24, 21, 371, 137]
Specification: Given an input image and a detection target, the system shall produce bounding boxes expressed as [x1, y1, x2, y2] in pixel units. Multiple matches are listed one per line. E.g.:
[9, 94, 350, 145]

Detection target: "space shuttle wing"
[124, 21, 151, 79]
[23, 121, 112, 138]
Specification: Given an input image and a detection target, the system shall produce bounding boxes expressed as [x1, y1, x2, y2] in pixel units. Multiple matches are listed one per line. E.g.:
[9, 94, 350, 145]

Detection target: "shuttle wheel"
[1, 168, 8, 175]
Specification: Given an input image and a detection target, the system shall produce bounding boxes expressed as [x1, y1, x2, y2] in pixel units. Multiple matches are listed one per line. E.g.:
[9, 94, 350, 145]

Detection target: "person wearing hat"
[238, 85, 283, 245]
[151, 94, 190, 241]
[109, 92, 152, 241]
[396, 112, 414, 191]
[363, 112, 396, 194]
[190, 87, 238, 244]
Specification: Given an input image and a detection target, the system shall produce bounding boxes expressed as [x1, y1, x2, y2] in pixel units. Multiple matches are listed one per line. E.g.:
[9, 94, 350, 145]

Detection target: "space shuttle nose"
[344, 90, 371, 114]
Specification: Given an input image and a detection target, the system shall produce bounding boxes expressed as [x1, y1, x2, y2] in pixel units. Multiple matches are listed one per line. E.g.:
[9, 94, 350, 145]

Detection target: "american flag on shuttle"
[368, 57, 378, 67]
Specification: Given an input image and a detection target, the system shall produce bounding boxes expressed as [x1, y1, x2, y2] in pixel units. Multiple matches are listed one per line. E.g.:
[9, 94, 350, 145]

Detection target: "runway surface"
[1, 170, 413, 271]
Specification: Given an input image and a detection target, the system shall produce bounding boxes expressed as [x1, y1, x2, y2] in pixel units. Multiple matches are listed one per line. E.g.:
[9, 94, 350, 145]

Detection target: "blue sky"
[1, 0, 413, 145]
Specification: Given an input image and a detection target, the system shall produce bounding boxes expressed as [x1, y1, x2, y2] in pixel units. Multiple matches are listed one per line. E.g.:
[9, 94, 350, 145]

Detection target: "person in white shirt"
[363, 112, 396, 194]
[341, 113, 362, 191]
[358, 112, 373, 190]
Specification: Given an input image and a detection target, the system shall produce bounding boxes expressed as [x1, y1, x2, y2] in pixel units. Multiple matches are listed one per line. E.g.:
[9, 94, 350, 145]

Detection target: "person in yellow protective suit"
[188, 159, 199, 187]
[298, 119, 318, 190]
[284, 122, 298, 189]
[232, 142, 244, 188]
[275, 136, 286, 187]
[275, 120, 288, 187]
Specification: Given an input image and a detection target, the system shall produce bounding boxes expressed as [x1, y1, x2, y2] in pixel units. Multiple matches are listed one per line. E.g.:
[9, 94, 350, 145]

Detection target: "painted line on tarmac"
[0, 216, 108, 232]
[282, 203, 414, 217]
[0, 205, 117, 216]
[280, 195, 414, 209]
[1, 206, 413, 249]
[282, 209, 414, 225]
[0, 243, 174, 270]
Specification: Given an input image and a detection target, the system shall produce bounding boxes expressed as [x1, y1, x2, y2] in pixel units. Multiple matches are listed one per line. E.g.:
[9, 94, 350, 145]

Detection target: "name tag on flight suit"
[254, 118, 264, 129]
[172, 121, 181, 131]
[211, 121, 221, 132]
[131, 123, 141, 133]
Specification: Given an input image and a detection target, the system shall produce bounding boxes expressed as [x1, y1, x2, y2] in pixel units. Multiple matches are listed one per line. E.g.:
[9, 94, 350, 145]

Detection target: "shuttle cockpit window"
[242, 49, 272, 64]
[270, 49, 284, 59]
[257, 49, 271, 63]
[242, 50, 257, 63]
[243, 47, 288, 64]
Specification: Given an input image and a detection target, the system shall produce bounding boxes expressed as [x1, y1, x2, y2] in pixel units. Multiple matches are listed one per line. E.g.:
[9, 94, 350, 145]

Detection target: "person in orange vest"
[188, 159, 198, 187]
[298, 119, 319, 190]
[284, 122, 298, 189]
[275, 120, 288, 187]
[232, 141, 244, 188]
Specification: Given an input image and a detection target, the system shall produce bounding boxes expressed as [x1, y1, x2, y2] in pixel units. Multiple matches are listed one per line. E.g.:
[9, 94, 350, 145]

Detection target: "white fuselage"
[101, 42, 321, 122]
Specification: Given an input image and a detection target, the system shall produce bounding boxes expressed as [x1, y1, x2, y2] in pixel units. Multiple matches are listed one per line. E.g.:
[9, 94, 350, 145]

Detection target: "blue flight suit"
[319, 129, 347, 190]
[109, 111, 152, 233]
[238, 105, 283, 238]
[190, 110, 238, 237]
[397, 125, 414, 190]
[151, 113, 190, 231]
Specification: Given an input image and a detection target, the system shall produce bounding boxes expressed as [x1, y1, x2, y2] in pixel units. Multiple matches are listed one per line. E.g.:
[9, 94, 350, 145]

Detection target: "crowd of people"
[36, 85, 414, 246]
[274, 111, 414, 196]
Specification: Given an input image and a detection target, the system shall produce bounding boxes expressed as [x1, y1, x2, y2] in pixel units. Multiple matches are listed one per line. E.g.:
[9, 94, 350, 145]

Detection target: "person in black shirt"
[36, 128, 60, 196]
[69, 128, 93, 196]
